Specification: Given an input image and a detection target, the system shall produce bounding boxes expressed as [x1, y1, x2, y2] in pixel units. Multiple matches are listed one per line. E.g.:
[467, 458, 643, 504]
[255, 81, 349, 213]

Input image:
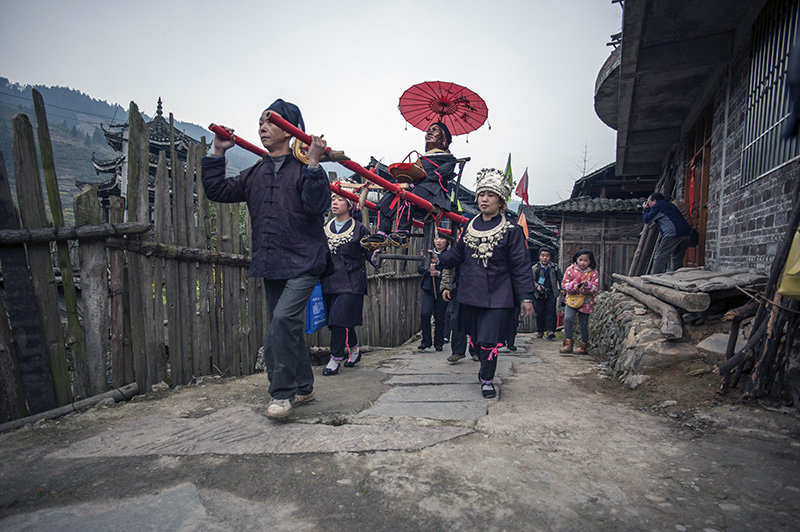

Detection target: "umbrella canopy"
[398, 81, 488, 136]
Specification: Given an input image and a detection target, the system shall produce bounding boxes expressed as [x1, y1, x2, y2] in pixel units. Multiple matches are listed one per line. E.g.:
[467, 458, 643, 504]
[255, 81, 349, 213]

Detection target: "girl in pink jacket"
[559, 249, 599, 354]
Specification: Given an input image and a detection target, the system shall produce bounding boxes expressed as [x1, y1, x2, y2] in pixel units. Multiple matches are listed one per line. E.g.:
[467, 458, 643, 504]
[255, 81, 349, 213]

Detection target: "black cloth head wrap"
[432, 121, 452, 146]
[266, 99, 305, 132]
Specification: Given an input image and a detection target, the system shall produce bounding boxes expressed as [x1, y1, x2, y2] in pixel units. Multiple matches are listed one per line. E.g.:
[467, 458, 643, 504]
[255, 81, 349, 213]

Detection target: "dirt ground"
[1, 335, 799, 531]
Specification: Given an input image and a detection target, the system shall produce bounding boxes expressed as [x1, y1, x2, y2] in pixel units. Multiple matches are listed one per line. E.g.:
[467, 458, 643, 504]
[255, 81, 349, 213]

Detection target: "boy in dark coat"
[202, 99, 329, 419]
[532, 247, 562, 339]
[320, 193, 377, 375]
[433, 168, 535, 398]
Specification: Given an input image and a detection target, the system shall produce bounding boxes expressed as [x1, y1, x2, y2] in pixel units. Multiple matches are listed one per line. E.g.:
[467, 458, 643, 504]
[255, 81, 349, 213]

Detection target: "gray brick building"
[595, 0, 798, 274]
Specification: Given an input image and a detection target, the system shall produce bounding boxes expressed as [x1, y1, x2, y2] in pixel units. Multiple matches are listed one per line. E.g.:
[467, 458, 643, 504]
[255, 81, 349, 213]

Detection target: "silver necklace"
[463, 216, 512, 267]
[324, 220, 355, 254]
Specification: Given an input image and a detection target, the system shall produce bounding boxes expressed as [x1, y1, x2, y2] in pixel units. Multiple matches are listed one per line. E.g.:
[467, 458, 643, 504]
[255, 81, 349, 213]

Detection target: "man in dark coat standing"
[202, 99, 330, 419]
[642, 192, 693, 274]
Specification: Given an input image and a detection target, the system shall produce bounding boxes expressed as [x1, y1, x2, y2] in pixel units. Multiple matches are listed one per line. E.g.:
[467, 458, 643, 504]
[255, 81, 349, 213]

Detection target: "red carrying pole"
[207, 123, 460, 233]
[260, 112, 468, 226]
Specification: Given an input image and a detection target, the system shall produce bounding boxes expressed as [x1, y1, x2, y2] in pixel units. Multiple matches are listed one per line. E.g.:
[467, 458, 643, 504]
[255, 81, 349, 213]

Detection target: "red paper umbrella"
[398, 80, 488, 136]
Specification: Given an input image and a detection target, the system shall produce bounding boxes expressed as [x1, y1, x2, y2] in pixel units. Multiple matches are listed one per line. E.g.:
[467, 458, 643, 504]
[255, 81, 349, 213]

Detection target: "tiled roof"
[534, 196, 646, 214]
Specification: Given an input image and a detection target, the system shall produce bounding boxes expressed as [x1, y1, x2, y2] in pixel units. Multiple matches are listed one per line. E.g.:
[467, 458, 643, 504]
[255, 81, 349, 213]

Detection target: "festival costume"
[202, 99, 330, 404]
[320, 217, 375, 369]
[435, 169, 534, 394]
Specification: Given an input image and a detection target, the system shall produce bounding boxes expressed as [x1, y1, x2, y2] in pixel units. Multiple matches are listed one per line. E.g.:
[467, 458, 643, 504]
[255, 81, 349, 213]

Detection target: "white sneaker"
[266, 398, 292, 419]
[292, 390, 315, 406]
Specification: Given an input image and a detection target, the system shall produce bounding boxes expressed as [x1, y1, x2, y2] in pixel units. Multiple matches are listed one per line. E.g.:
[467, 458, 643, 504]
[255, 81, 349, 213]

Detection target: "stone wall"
[590, 292, 698, 388]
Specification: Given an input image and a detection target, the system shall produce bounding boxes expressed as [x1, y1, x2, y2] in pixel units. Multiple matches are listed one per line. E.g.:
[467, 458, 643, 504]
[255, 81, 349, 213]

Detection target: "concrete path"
[1, 333, 798, 531]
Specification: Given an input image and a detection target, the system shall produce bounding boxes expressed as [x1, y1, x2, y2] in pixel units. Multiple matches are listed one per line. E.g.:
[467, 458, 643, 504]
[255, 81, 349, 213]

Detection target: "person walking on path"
[532, 247, 562, 340]
[202, 99, 330, 419]
[559, 249, 599, 355]
[320, 193, 378, 376]
[433, 168, 534, 398]
[417, 235, 450, 351]
[642, 192, 693, 274]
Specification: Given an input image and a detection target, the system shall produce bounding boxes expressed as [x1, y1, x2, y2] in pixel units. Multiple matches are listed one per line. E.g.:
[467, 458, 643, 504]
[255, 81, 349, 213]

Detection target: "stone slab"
[386, 374, 504, 385]
[379, 384, 495, 402]
[696, 332, 745, 362]
[46, 406, 472, 458]
[380, 357, 512, 376]
[0, 483, 208, 531]
[358, 401, 489, 420]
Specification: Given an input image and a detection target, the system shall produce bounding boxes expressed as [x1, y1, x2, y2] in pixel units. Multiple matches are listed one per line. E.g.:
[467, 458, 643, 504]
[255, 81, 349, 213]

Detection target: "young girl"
[417, 235, 450, 351]
[559, 249, 599, 355]
[320, 193, 377, 375]
[433, 168, 534, 398]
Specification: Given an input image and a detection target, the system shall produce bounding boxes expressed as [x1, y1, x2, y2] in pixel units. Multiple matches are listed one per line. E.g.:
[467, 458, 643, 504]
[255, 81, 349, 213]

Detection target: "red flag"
[515, 167, 530, 205]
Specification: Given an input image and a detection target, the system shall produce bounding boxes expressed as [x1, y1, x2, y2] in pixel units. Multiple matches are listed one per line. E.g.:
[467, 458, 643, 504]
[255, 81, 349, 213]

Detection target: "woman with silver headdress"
[432, 169, 534, 398]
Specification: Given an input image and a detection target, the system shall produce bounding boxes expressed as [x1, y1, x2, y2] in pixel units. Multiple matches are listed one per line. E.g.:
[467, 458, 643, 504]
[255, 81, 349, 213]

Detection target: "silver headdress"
[474, 168, 512, 203]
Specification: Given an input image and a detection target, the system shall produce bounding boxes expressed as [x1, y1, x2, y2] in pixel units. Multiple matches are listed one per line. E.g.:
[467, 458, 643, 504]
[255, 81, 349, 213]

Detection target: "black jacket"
[201, 155, 330, 280]
[436, 214, 534, 308]
[532, 262, 562, 299]
[320, 219, 372, 295]
[417, 249, 445, 293]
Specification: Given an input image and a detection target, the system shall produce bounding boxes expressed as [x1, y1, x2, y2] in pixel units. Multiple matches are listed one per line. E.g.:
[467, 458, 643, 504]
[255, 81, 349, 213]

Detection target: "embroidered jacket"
[320, 219, 371, 295]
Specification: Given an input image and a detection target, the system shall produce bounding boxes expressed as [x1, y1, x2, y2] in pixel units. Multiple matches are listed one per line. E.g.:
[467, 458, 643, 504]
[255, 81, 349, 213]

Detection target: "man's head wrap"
[431, 121, 452, 146]
[266, 99, 305, 132]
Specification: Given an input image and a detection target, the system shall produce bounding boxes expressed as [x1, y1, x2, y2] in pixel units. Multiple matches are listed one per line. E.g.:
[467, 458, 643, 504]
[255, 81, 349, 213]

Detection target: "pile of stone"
[590, 268, 766, 388]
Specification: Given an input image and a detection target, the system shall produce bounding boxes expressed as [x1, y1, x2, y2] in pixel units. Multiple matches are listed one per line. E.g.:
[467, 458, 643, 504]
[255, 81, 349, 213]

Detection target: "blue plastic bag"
[304, 281, 327, 334]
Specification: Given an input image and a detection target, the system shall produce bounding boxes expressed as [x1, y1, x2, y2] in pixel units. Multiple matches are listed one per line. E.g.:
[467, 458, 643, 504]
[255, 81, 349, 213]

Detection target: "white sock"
[326, 357, 341, 371]
[347, 347, 360, 362]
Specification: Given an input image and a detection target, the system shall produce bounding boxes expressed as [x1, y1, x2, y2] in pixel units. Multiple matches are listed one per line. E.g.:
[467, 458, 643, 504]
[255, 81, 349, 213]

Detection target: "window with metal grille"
[741, 0, 800, 187]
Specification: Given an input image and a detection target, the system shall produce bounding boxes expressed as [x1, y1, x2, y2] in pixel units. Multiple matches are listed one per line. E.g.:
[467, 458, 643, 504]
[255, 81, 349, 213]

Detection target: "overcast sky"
[0, 0, 622, 205]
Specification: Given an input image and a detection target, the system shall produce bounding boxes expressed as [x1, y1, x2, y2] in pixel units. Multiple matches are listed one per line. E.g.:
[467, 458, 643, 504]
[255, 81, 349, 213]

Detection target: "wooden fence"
[0, 93, 423, 423]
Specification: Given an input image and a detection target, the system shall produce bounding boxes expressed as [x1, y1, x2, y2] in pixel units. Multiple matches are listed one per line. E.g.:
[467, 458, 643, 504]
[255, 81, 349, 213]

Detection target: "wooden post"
[155, 151, 182, 386]
[108, 196, 130, 387]
[0, 152, 37, 418]
[195, 140, 212, 376]
[12, 114, 70, 407]
[126, 102, 154, 390]
[74, 186, 109, 394]
[31, 90, 90, 398]
[185, 144, 201, 378]
[611, 273, 711, 312]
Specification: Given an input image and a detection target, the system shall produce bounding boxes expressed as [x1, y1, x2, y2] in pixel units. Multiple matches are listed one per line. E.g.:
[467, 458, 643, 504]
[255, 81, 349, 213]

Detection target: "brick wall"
[670, 48, 797, 274]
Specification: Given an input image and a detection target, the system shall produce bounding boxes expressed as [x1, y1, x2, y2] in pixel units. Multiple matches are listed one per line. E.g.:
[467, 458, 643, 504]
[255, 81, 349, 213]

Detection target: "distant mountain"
[0, 76, 260, 222]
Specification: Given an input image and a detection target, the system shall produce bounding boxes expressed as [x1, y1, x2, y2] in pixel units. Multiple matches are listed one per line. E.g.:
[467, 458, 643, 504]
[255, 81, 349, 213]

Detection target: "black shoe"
[388, 232, 410, 248]
[507, 345, 517, 352]
[471, 354, 480, 362]
[418, 344, 431, 350]
[546, 332, 556, 340]
[447, 353, 465, 363]
[322, 366, 339, 376]
[343, 351, 361, 368]
[435, 346, 443, 351]
[536, 332, 544, 338]
[443, 337, 450, 343]
[360, 233, 389, 250]
[481, 383, 496, 398]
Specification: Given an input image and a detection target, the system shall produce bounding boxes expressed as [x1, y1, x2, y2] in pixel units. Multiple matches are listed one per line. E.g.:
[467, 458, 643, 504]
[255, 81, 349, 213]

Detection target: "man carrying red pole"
[202, 99, 329, 420]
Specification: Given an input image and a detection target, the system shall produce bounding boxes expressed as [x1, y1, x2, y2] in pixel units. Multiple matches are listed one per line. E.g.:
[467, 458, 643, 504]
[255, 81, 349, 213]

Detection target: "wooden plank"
[194, 141, 212, 376]
[32, 90, 89, 398]
[640, 269, 767, 292]
[155, 151, 182, 386]
[170, 116, 193, 384]
[611, 273, 711, 312]
[218, 203, 234, 375]
[0, 152, 38, 418]
[108, 196, 130, 387]
[613, 282, 683, 340]
[125, 102, 153, 391]
[186, 145, 201, 378]
[12, 114, 70, 407]
[150, 151, 168, 384]
[0, 222, 150, 244]
[74, 187, 109, 394]
[229, 204, 242, 376]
